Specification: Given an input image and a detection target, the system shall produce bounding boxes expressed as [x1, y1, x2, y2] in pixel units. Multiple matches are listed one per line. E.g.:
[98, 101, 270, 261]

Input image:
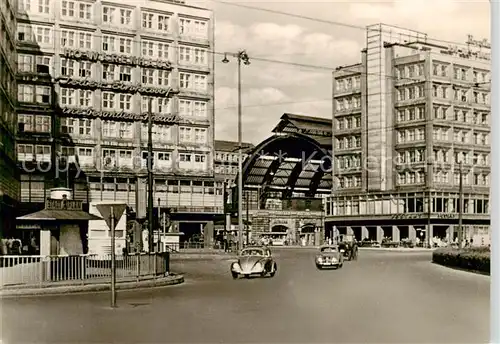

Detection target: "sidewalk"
[0, 273, 184, 298]
[359, 247, 434, 252]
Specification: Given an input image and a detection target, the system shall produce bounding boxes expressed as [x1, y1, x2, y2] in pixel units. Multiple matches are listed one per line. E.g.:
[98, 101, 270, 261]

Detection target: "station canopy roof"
[241, 113, 333, 198]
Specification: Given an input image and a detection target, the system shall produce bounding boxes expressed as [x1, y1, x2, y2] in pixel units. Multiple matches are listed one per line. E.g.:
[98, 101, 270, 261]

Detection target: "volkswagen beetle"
[230, 246, 277, 279]
[315, 245, 344, 269]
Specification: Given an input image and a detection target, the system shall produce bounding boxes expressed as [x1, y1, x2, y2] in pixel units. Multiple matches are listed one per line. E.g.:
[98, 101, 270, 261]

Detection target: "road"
[1, 249, 490, 343]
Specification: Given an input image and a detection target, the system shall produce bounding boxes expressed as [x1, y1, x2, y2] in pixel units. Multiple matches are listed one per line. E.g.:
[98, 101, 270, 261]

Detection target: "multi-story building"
[15, 0, 215, 237]
[0, 0, 18, 238]
[214, 140, 254, 186]
[326, 23, 491, 246]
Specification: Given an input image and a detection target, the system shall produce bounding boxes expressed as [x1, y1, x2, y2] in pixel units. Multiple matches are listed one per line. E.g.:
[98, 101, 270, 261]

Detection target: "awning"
[16, 209, 102, 221]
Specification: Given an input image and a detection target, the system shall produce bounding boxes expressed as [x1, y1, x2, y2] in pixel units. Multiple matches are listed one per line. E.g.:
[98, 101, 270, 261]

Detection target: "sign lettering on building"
[59, 107, 181, 124]
[62, 49, 173, 70]
[300, 128, 331, 137]
[391, 213, 457, 220]
[57, 78, 175, 96]
[466, 35, 491, 49]
[45, 198, 83, 211]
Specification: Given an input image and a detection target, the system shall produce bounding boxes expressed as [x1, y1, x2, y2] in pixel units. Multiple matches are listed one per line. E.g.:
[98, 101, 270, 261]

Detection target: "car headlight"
[317, 257, 323, 262]
[340, 249, 345, 253]
[232, 263, 241, 271]
[253, 262, 263, 271]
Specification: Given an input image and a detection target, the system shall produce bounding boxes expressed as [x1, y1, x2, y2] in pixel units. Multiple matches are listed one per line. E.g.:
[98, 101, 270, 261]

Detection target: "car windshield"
[321, 247, 337, 253]
[241, 249, 265, 256]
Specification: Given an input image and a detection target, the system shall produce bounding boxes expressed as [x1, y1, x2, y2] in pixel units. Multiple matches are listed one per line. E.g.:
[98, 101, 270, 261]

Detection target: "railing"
[0, 252, 169, 289]
[171, 206, 224, 213]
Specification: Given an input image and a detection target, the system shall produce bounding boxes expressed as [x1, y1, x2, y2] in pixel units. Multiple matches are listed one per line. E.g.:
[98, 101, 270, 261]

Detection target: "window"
[79, 2, 92, 19]
[18, 114, 34, 132]
[78, 32, 92, 49]
[142, 13, 154, 28]
[35, 86, 51, 104]
[193, 75, 207, 92]
[119, 38, 132, 54]
[102, 6, 115, 24]
[79, 90, 93, 107]
[179, 46, 191, 63]
[60, 88, 76, 106]
[17, 144, 34, 161]
[157, 70, 169, 86]
[179, 18, 191, 35]
[18, 54, 34, 72]
[35, 116, 51, 132]
[102, 92, 115, 109]
[119, 66, 132, 82]
[35, 26, 51, 44]
[61, 118, 92, 136]
[120, 9, 132, 25]
[61, 59, 74, 77]
[193, 48, 207, 65]
[18, 0, 31, 11]
[194, 128, 207, 143]
[179, 153, 191, 162]
[158, 15, 169, 31]
[118, 94, 132, 111]
[102, 35, 115, 52]
[37, 0, 49, 14]
[179, 99, 207, 117]
[78, 61, 92, 78]
[179, 127, 192, 142]
[179, 73, 191, 89]
[102, 64, 116, 81]
[62, 0, 75, 17]
[35, 145, 51, 162]
[17, 23, 34, 42]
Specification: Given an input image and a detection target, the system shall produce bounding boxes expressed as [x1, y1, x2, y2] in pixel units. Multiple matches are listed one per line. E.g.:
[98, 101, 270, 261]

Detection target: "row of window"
[17, 144, 209, 170]
[432, 84, 490, 105]
[433, 171, 490, 186]
[19, 115, 209, 143]
[19, 87, 209, 114]
[215, 152, 250, 162]
[335, 154, 361, 170]
[399, 171, 490, 186]
[335, 116, 361, 130]
[395, 63, 425, 79]
[433, 127, 489, 145]
[18, 1, 209, 39]
[433, 149, 490, 165]
[335, 96, 361, 111]
[335, 75, 361, 92]
[396, 106, 426, 122]
[433, 106, 489, 125]
[335, 136, 361, 150]
[397, 84, 426, 101]
[432, 62, 490, 82]
[396, 149, 426, 164]
[396, 128, 425, 143]
[214, 164, 238, 175]
[328, 197, 489, 216]
[17, 26, 209, 67]
[335, 175, 362, 189]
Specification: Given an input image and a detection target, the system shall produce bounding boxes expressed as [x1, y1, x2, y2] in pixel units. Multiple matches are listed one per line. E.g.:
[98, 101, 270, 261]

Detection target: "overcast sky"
[190, 0, 490, 144]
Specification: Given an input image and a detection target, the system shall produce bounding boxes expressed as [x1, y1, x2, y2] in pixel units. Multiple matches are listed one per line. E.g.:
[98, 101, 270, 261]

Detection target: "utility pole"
[222, 51, 250, 251]
[458, 162, 464, 248]
[157, 197, 161, 252]
[147, 97, 154, 253]
[110, 206, 116, 308]
[427, 161, 432, 249]
[246, 190, 249, 245]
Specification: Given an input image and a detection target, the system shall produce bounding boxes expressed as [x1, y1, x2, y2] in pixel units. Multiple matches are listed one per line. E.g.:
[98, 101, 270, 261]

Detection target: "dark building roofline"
[215, 140, 255, 152]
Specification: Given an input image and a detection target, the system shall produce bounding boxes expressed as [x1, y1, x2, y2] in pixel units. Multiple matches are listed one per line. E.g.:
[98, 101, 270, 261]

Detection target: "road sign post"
[95, 203, 127, 308]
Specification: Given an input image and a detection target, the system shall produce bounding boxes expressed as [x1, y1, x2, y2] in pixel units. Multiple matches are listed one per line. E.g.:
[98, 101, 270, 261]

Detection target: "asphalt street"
[1, 249, 490, 343]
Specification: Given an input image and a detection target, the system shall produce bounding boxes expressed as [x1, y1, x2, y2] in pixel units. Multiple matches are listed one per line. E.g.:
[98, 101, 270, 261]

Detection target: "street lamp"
[222, 50, 250, 251]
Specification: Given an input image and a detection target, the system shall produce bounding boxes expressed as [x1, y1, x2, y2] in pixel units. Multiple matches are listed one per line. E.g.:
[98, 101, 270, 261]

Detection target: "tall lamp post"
[222, 51, 250, 251]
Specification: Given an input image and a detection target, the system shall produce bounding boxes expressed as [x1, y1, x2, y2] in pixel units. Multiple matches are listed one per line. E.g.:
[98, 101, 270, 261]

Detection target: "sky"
[189, 0, 491, 144]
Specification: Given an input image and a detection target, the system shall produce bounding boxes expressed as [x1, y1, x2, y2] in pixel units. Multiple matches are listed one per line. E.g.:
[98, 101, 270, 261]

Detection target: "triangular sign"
[95, 203, 127, 230]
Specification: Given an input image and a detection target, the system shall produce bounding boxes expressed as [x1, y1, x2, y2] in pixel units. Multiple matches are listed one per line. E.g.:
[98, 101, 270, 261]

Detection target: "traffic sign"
[95, 203, 127, 230]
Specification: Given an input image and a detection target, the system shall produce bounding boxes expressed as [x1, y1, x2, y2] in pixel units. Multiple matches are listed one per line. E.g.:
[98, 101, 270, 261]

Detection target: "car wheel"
[231, 272, 238, 279]
[339, 263, 343, 268]
[270, 263, 277, 277]
[261, 270, 267, 277]
[316, 264, 322, 270]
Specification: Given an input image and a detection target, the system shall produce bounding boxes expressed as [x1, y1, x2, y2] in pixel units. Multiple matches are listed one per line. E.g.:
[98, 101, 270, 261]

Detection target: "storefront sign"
[300, 128, 331, 137]
[62, 49, 172, 70]
[45, 198, 83, 211]
[59, 107, 180, 124]
[391, 213, 457, 220]
[57, 78, 174, 96]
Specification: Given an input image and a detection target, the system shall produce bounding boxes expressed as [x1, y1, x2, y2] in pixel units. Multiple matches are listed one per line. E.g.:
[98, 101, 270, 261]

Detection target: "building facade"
[0, 0, 18, 238]
[326, 24, 491, 246]
[15, 0, 216, 229]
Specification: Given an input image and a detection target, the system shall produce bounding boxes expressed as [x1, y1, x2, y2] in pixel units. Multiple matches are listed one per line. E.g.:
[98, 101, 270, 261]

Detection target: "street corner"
[0, 274, 185, 298]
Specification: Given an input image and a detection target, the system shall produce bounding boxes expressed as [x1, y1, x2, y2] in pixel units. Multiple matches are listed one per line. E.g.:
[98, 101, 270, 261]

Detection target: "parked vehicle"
[230, 246, 277, 279]
[315, 245, 344, 269]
